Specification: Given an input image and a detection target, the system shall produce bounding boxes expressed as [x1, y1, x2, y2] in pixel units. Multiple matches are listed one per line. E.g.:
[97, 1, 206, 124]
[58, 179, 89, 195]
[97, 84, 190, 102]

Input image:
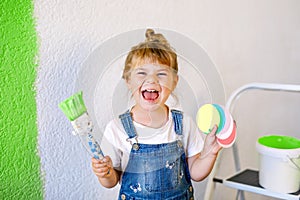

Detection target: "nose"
[145, 74, 158, 83]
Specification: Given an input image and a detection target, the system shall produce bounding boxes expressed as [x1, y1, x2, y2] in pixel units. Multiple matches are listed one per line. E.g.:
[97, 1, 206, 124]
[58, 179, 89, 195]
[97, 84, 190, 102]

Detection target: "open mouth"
[142, 89, 159, 101]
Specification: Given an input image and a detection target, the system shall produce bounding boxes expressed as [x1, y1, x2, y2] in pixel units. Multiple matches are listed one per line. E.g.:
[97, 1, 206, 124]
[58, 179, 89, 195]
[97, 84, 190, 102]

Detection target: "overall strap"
[171, 109, 183, 135]
[119, 110, 137, 139]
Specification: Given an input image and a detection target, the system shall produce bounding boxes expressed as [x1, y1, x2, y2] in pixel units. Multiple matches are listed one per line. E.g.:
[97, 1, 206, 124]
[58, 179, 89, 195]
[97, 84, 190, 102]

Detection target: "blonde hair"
[122, 29, 178, 80]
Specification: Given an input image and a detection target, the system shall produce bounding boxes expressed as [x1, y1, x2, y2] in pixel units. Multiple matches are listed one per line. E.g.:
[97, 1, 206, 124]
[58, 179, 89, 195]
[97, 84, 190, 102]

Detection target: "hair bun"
[145, 29, 155, 39]
[145, 29, 170, 48]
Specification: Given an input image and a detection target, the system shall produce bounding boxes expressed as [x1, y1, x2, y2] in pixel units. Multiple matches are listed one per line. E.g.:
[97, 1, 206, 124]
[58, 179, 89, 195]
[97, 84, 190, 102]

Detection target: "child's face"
[126, 63, 178, 111]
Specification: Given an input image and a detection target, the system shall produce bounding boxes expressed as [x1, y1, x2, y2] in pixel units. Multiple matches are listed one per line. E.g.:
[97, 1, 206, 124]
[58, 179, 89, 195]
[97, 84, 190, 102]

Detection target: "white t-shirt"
[100, 110, 204, 172]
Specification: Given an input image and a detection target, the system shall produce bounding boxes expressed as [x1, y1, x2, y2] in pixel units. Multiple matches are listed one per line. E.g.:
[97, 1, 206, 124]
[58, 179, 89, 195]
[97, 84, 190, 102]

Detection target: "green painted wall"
[0, 0, 43, 199]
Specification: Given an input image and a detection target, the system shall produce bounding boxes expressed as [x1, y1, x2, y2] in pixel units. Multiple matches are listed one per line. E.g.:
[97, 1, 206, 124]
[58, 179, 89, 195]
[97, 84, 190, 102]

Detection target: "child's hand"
[91, 156, 113, 178]
[201, 125, 222, 158]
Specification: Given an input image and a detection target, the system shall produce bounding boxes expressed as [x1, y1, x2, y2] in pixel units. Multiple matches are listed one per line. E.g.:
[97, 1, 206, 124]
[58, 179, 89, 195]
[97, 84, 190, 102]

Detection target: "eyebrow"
[133, 65, 173, 74]
[135, 67, 146, 70]
[135, 66, 170, 70]
[157, 69, 170, 73]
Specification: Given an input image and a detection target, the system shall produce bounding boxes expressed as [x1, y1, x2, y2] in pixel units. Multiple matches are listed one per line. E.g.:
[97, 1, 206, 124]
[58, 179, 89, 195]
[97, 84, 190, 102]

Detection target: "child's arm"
[187, 125, 222, 181]
[91, 156, 120, 188]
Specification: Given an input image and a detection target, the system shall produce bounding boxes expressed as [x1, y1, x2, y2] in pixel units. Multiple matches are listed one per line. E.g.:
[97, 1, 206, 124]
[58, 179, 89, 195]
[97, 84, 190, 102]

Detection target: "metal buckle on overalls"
[177, 140, 183, 148]
[132, 143, 139, 151]
[126, 137, 139, 151]
[176, 135, 183, 148]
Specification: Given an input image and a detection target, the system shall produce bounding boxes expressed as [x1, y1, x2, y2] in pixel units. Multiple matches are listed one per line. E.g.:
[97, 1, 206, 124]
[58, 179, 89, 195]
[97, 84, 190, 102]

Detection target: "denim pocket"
[144, 155, 181, 192]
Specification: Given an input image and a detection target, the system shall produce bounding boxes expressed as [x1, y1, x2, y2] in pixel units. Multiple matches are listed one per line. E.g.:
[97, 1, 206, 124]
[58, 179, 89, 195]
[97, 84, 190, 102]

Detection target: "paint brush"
[58, 91, 104, 160]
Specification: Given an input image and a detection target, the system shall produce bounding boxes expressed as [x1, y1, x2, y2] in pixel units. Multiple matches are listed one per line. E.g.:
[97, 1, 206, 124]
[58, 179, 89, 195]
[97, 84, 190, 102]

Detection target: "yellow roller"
[196, 104, 220, 134]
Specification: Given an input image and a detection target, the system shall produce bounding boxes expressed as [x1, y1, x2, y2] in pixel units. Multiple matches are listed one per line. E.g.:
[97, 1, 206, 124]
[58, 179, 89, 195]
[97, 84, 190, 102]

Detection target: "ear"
[126, 78, 132, 90]
[172, 75, 179, 91]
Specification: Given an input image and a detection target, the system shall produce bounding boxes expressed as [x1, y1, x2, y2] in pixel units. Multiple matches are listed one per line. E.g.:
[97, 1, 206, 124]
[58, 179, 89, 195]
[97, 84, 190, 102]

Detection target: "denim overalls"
[118, 110, 194, 200]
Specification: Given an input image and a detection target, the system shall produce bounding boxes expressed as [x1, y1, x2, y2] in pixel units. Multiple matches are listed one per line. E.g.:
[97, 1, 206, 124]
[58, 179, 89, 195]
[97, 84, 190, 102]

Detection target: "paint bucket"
[256, 135, 300, 193]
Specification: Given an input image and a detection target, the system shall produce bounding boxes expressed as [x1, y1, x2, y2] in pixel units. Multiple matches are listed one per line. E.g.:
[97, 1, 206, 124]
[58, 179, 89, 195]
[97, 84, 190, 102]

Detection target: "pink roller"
[217, 122, 236, 148]
[216, 113, 233, 140]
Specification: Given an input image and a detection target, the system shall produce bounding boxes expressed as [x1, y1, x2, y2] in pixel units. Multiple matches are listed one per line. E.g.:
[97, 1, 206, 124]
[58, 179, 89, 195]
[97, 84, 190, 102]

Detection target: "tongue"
[143, 91, 159, 100]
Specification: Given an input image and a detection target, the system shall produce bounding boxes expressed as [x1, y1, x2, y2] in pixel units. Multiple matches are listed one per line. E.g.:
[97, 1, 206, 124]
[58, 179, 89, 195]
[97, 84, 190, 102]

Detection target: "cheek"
[160, 78, 176, 90]
[127, 78, 143, 92]
[163, 87, 173, 95]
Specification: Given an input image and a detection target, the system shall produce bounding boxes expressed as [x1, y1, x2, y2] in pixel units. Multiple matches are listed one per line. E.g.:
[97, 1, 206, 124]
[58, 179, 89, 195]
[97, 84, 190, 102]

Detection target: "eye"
[157, 72, 168, 77]
[136, 70, 147, 76]
[137, 72, 146, 75]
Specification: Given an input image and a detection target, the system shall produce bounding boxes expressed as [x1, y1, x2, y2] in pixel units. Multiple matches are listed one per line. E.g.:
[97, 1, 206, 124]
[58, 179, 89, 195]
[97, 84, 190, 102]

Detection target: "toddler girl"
[92, 29, 221, 199]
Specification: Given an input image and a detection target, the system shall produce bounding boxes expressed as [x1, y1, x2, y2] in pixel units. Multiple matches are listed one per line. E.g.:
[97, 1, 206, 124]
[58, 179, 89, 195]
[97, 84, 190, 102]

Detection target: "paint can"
[256, 135, 300, 193]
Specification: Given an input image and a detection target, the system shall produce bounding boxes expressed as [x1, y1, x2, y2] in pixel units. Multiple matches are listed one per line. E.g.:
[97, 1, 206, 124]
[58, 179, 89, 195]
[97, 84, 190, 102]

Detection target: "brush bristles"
[58, 91, 87, 121]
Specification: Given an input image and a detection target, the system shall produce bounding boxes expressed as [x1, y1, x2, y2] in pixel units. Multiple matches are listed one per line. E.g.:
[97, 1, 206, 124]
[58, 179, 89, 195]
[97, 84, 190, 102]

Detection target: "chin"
[132, 97, 155, 110]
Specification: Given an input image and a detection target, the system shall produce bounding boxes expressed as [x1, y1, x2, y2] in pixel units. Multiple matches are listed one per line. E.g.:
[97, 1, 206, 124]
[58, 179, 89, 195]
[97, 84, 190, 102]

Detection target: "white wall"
[35, 0, 300, 199]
